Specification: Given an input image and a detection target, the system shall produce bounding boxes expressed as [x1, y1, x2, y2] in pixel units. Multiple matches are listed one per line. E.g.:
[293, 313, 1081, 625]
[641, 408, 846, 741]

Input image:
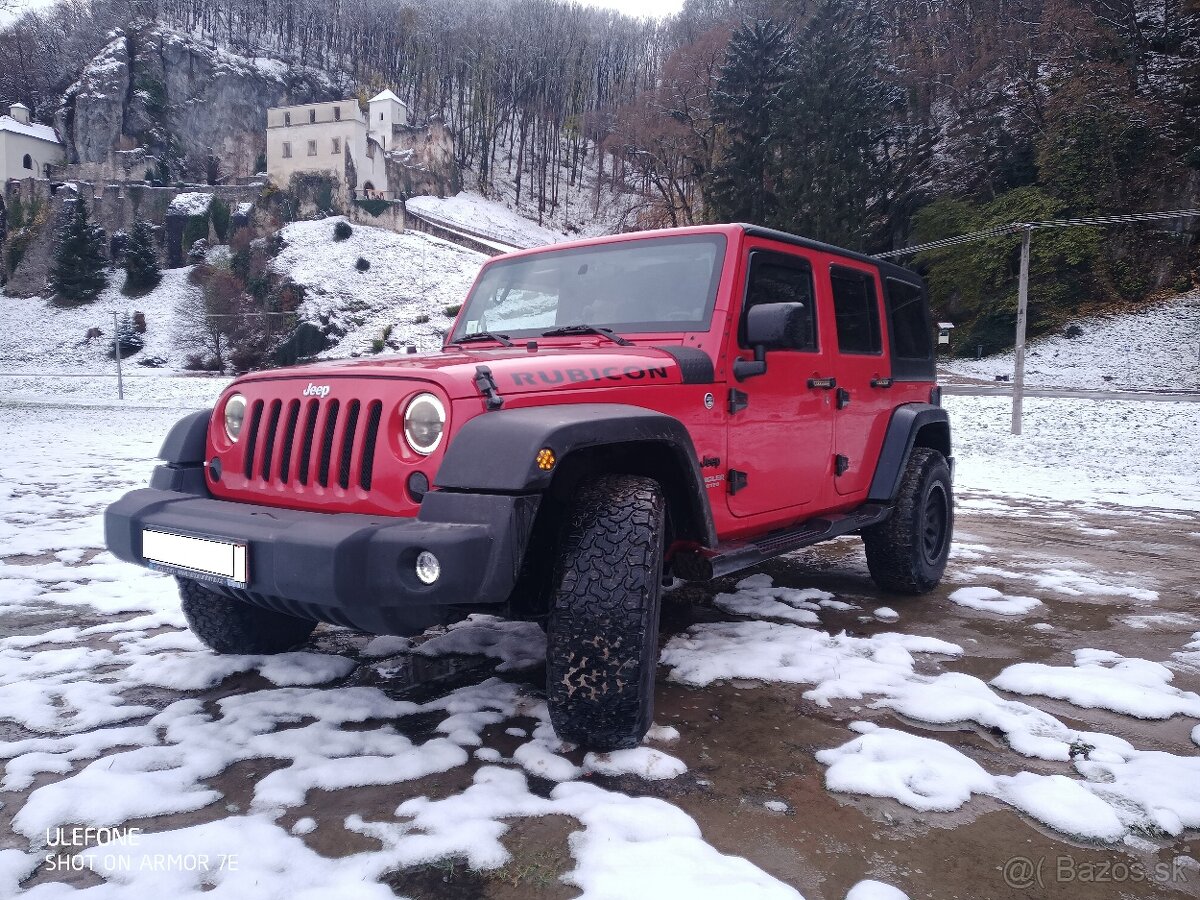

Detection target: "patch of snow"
[763, 800, 789, 813]
[406, 191, 563, 248]
[991, 649, 1200, 719]
[582, 747, 687, 781]
[948, 586, 1043, 615]
[645, 723, 681, 743]
[946, 395, 1200, 510]
[167, 192, 213, 216]
[874, 607, 899, 622]
[413, 614, 546, 672]
[942, 293, 1200, 390]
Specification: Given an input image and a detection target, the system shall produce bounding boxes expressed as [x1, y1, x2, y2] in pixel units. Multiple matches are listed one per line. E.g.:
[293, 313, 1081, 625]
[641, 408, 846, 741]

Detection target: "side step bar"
[671, 504, 891, 582]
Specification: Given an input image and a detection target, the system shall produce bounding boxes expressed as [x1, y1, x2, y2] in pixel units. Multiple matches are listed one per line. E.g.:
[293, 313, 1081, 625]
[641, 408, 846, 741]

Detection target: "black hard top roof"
[738, 223, 923, 287]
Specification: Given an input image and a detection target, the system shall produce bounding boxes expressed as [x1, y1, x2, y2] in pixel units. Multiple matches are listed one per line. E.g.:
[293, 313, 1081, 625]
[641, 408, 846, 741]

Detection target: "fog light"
[415, 551, 440, 585]
[535, 448, 556, 471]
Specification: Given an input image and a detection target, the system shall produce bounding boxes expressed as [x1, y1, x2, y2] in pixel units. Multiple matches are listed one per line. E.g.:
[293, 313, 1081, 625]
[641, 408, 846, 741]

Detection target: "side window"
[739, 250, 817, 350]
[884, 278, 932, 360]
[830, 265, 882, 354]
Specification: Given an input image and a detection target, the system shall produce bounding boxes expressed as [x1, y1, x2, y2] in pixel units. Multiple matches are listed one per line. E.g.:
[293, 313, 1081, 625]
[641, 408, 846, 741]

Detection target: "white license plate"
[142, 530, 248, 585]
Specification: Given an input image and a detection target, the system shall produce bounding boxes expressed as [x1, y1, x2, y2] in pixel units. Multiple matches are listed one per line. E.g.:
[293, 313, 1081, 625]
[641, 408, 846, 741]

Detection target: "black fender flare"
[434, 403, 716, 547]
[149, 408, 213, 495]
[867, 403, 952, 503]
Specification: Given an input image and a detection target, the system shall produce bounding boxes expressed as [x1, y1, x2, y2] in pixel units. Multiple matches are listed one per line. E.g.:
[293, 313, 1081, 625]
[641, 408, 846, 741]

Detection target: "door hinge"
[728, 388, 749, 415]
[834, 454, 850, 476]
[728, 469, 749, 494]
[836, 387, 851, 409]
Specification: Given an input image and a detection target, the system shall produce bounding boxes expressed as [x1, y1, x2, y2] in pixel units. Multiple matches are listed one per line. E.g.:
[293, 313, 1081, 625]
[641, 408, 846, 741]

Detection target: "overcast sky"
[574, 0, 686, 18]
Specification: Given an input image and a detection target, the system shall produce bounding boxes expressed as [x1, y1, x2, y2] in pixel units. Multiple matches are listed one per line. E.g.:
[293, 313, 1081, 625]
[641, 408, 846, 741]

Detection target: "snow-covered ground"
[406, 192, 564, 248]
[0, 218, 486, 380]
[942, 292, 1200, 390]
[276, 217, 485, 357]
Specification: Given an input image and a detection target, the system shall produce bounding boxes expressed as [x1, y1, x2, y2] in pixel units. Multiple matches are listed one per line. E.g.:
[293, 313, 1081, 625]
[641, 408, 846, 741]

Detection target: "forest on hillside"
[1, 0, 1197, 351]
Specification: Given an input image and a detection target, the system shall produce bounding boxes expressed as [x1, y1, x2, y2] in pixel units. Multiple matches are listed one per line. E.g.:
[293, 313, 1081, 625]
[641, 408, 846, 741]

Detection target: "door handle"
[807, 377, 836, 389]
[870, 377, 894, 388]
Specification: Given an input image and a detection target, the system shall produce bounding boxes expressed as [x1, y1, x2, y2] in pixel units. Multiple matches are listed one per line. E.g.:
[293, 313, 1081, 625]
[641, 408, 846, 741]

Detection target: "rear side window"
[740, 251, 817, 350]
[830, 266, 881, 354]
[884, 278, 933, 360]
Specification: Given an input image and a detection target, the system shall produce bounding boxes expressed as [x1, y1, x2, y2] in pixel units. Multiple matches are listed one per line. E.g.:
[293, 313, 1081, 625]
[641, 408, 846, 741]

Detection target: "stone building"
[266, 91, 409, 200]
[0, 103, 64, 180]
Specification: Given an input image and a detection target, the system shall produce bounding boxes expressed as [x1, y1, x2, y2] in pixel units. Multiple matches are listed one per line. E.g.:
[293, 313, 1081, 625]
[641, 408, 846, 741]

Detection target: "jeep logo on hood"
[302, 383, 331, 398]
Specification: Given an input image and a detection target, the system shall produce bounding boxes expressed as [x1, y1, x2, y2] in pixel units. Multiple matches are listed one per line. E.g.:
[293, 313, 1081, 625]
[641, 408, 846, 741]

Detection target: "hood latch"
[474, 365, 505, 411]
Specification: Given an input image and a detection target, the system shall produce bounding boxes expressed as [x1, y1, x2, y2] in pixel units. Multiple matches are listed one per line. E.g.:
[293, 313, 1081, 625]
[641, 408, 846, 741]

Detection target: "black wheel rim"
[922, 483, 949, 563]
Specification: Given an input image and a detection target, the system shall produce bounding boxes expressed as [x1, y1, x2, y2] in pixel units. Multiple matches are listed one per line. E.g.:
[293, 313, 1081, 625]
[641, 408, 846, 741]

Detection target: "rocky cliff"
[56, 27, 350, 181]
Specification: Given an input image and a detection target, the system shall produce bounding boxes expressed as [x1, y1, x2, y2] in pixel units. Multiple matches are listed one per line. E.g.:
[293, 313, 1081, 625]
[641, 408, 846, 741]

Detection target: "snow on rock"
[942, 292, 1200, 390]
[845, 880, 910, 900]
[582, 747, 688, 781]
[406, 191, 564, 248]
[946, 395, 1200, 510]
[361, 635, 414, 657]
[764, 800, 790, 813]
[167, 192, 213, 216]
[1172, 631, 1200, 673]
[874, 607, 899, 622]
[276, 217, 485, 356]
[413, 614, 546, 672]
[991, 649, 1200, 719]
[948, 586, 1043, 615]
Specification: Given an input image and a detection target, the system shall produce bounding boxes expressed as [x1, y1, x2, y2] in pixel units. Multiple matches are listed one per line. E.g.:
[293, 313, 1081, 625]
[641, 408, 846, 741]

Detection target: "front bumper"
[105, 487, 539, 635]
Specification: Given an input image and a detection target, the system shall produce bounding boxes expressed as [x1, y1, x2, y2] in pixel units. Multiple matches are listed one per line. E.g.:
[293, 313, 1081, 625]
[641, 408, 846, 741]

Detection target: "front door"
[725, 245, 835, 519]
[826, 262, 892, 496]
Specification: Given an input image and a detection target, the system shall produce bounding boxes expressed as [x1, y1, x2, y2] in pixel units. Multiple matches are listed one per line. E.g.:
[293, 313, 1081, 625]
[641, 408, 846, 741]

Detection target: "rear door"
[826, 263, 892, 497]
[725, 244, 834, 518]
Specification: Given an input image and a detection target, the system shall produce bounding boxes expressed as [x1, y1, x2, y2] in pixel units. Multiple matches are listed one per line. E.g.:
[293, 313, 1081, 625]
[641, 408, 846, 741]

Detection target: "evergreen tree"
[705, 19, 797, 224]
[50, 199, 108, 305]
[123, 219, 162, 294]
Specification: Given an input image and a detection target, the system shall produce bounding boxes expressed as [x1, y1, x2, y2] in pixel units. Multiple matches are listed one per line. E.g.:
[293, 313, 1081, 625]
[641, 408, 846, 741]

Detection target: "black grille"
[241, 394, 380, 492]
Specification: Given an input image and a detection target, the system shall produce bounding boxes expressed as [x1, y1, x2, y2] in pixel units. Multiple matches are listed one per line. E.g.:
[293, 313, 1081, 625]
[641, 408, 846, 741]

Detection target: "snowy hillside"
[406, 192, 564, 248]
[0, 267, 202, 371]
[275, 217, 486, 356]
[942, 292, 1200, 390]
[0, 219, 487, 379]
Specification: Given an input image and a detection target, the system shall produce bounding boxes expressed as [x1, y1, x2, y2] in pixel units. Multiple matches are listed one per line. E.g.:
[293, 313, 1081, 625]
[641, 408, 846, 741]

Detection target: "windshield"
[451, 233, 727, 341]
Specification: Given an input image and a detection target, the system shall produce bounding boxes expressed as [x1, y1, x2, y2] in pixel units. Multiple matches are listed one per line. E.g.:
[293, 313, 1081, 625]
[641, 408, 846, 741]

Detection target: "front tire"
[863, 447, 953, 594]
[178, 577, 317, 654]
[546, 475, 665, 751]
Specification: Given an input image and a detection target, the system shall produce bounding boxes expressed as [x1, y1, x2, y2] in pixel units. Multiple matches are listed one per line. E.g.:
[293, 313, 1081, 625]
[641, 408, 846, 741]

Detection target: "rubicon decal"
[510, 366, 670, 387]
[302, 383, 331, 398]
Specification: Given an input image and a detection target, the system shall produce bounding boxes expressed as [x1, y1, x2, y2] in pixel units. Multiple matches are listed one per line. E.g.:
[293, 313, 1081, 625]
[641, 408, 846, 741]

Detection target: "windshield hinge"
[474, 365, 505, 411]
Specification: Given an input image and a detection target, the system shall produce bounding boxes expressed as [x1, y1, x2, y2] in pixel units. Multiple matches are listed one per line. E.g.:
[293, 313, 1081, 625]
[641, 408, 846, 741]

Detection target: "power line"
[874, 208, 1200, 259]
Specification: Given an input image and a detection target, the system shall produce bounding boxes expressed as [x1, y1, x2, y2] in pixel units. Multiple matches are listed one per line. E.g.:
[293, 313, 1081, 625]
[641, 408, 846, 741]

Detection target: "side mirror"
[735, 303, 811, 381]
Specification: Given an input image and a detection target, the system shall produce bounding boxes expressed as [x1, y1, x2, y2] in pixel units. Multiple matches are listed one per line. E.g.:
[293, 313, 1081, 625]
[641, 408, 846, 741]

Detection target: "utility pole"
[113, 311, 124, 401]
[1010, 227, 1031, 435]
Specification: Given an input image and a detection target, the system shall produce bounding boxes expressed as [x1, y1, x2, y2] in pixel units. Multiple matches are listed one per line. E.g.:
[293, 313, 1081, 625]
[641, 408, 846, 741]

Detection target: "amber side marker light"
[536, 448, 556, 471]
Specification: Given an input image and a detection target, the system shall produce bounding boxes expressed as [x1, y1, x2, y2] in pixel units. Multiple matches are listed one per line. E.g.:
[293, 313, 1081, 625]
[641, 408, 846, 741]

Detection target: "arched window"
[22, 154, 32, 170]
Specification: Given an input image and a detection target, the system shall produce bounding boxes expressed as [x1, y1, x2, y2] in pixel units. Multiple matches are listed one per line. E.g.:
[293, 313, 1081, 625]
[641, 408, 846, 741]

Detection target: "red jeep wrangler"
[107, 224, 953, 749]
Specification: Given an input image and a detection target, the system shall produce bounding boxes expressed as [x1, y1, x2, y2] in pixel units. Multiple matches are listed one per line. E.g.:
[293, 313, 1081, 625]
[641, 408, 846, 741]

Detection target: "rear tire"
[178, 577, 317, 654]
[863, 447, 953, 594]
[546, 475, 665, 751]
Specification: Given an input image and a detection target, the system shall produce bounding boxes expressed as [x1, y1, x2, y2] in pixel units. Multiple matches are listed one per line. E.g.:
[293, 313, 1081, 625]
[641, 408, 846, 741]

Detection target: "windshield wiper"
[451, 331, 514, 347]
[540, 324, 632, 346]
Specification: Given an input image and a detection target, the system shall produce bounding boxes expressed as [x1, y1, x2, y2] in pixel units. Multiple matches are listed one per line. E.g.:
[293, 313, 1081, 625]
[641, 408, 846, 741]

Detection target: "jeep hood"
[235, 344, 706, 399]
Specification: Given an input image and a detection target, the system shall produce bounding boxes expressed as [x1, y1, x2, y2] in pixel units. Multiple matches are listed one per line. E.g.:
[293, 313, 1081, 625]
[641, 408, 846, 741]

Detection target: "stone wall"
[2, 177, 262, 297]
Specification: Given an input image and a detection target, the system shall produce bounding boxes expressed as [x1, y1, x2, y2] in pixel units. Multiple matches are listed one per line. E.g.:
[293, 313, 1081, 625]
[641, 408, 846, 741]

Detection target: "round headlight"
[224, 394, 246, 442]
[403, 393, 445, 455]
